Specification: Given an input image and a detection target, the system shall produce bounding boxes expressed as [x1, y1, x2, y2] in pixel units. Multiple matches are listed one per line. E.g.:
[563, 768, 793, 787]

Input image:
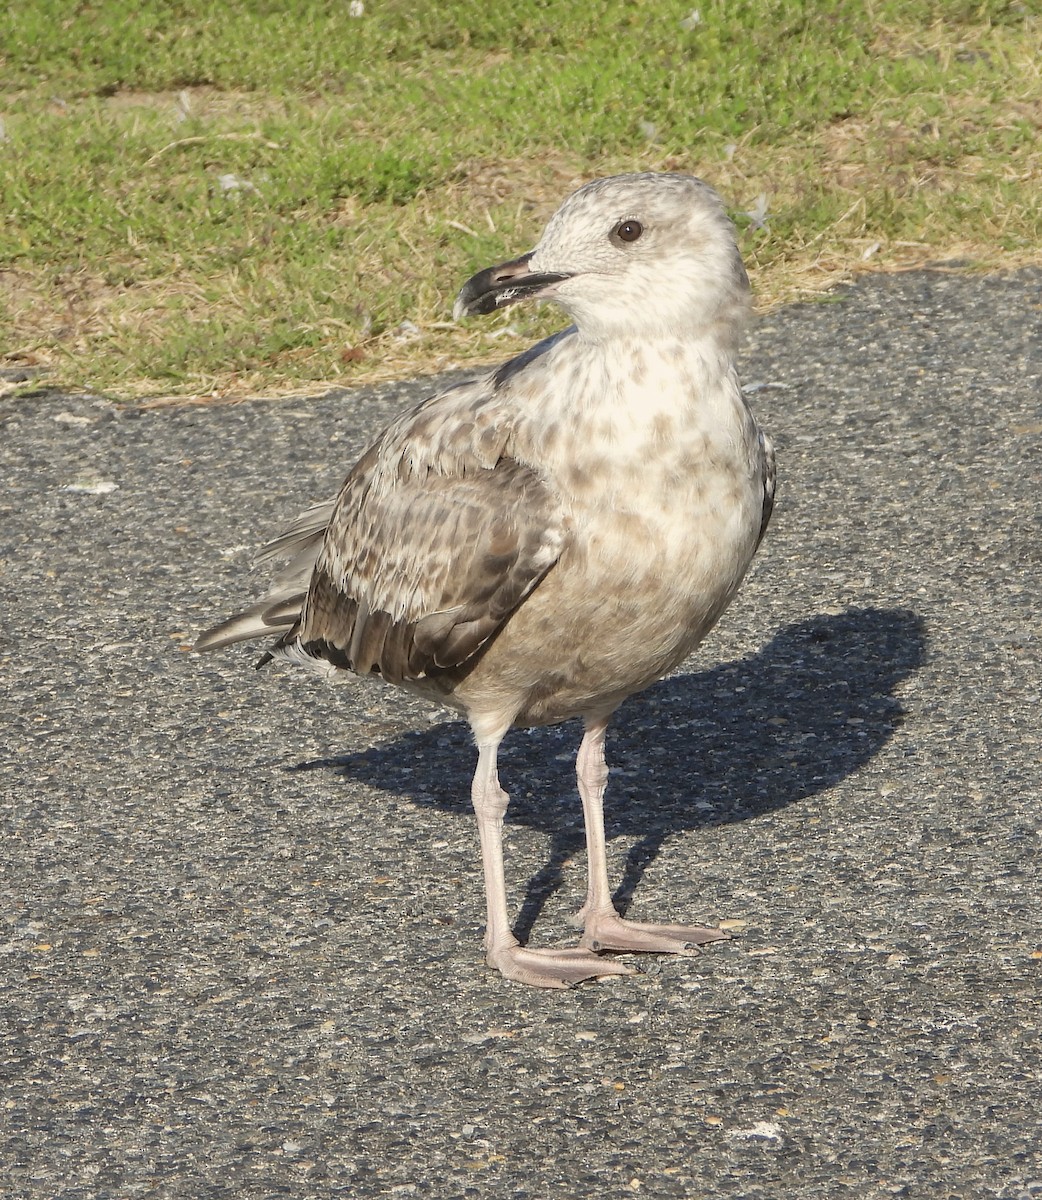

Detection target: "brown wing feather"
[299, 456, 565, 684]
[194, 499, 334, 653]
[756, 430, 776, 549]
[196, 372, 567, 678]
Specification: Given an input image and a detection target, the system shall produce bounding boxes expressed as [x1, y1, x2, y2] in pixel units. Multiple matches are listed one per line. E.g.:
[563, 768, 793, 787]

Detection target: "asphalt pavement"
[2, 267, 1041, 1199]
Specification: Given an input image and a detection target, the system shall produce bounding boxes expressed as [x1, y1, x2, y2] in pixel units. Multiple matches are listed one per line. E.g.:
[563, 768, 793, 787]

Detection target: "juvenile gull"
[196, 173, 776, 988]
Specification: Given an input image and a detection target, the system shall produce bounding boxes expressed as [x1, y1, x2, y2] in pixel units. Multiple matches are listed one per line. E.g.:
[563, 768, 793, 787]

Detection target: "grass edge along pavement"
[1, 0, 1040, 401]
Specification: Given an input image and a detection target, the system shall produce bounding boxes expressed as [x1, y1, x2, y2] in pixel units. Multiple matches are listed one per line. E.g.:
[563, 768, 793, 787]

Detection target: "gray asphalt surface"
[3, 268, 1041, 1199]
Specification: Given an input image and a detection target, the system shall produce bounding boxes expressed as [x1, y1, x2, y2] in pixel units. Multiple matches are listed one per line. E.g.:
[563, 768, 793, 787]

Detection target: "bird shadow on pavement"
[291, 606, 926, 942]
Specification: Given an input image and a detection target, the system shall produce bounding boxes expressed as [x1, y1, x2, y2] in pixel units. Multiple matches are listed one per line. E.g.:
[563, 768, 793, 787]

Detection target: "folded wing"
[195, 383, 567, 685]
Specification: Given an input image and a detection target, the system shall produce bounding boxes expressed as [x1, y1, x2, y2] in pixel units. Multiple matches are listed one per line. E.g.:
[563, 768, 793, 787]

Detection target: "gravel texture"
[2, 268, 1040, 1199]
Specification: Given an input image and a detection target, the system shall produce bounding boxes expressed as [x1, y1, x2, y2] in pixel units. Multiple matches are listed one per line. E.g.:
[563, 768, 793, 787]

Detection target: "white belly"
[453, 404, 767, 728]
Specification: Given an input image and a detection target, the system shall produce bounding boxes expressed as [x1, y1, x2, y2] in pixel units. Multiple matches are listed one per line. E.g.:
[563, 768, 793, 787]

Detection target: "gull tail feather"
[194, 499, 335, 655]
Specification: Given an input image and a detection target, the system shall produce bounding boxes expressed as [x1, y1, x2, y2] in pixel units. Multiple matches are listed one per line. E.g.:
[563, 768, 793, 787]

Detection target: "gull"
[195, 173, 776, 989]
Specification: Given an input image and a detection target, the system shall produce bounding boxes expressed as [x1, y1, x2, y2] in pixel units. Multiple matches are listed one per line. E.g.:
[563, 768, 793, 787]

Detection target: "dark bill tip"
[453, 252, 571, 320]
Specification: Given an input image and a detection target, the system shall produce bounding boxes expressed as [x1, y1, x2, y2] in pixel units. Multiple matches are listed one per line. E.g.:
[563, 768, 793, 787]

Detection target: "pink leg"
[470, 737, 632, 988]
[573, 717, 729, 956]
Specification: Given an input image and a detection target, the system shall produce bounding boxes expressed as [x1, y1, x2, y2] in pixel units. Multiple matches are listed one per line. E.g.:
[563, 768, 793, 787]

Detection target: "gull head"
[454, 173, 750, 344]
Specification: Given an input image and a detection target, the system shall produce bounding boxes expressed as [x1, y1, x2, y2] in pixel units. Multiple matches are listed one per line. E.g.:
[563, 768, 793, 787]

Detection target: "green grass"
[1, 0, 1040, 399]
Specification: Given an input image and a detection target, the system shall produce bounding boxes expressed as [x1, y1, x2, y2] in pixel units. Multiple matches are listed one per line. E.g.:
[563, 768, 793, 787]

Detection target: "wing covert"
[300, 455, 565, 683]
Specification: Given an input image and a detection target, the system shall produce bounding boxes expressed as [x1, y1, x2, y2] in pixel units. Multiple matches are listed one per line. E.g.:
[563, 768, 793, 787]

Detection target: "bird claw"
[486, 943, 635, 989]
[579, 912, 731, 956]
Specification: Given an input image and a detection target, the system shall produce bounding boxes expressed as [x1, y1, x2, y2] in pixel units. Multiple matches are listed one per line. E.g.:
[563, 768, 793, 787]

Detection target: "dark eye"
[612, 219, 644, 244]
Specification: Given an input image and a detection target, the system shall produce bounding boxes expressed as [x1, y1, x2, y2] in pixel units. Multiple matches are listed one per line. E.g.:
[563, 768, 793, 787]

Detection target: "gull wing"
[301, 452, 564, 683]
[196, 378, 567, 685]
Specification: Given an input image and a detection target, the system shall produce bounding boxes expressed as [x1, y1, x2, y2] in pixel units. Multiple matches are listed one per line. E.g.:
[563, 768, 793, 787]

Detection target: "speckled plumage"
[197, 173, 776, 988]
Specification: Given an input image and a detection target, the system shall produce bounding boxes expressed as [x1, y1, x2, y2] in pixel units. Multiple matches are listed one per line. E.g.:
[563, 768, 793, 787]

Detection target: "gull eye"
[612, 219, 644, 245]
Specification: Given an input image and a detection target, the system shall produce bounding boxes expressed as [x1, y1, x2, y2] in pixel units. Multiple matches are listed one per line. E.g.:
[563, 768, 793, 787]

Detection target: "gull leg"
[574, 717, 729, 956]
[470, 736, 632, 988]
